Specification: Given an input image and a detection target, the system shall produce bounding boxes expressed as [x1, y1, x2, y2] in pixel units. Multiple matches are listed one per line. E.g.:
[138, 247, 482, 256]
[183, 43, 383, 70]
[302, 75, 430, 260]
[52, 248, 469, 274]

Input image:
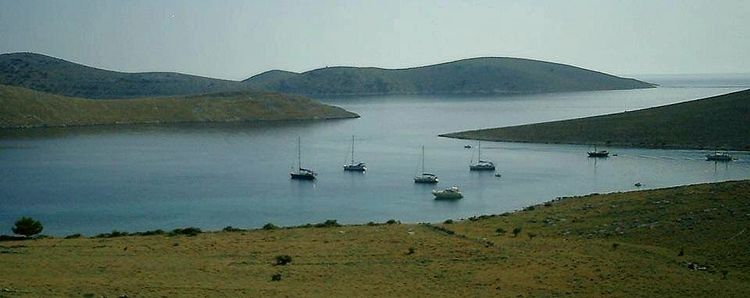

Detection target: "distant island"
[1, 53, 654, 100]
[244, 57, 655, 97]
[0, 52, 248, 99]
[442, 89, 750, 151]
[0, 84, 358, 129]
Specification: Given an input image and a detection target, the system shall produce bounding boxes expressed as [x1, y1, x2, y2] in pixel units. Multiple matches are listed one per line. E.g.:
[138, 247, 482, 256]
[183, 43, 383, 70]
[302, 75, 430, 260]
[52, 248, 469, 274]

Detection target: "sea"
[1, 74, 749, 236]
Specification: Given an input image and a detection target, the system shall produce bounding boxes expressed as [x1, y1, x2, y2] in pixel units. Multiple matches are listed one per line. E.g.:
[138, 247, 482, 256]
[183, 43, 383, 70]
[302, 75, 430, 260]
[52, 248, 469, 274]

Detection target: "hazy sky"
[1, 0, 748, 80]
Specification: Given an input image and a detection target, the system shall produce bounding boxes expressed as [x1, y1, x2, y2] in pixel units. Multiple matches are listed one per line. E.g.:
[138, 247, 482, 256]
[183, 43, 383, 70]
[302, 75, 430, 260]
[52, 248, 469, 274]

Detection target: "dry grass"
[1, 180, 749, 297]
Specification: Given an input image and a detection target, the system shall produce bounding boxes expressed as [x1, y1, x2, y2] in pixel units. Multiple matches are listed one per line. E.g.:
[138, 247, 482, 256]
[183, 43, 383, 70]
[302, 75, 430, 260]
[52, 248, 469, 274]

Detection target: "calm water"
[2, 85, 749, 236]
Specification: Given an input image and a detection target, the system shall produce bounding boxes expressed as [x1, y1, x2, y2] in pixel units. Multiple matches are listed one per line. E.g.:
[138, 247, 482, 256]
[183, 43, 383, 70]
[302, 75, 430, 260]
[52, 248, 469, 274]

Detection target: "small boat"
[634, 182, 642, 187]
[464, 145, 472, 149]
[587, 145, 609, 158]
[469, 141, 495, 171]
[432, 186, 463, 200]
[290, 136, 317, 180]
[343, 135, 367, 172]
[414, 146, 438, 184]
[494, 173, 502, 177]
[705, 151, 733, 161]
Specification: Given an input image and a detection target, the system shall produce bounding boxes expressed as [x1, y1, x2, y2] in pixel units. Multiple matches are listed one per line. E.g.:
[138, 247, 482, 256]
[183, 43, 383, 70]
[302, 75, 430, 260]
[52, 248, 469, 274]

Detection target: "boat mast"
[478, 141, 481, 161]
[351, 135, 355, 164]
[297, 136, 301, 170]
[421, 146, 425, 174]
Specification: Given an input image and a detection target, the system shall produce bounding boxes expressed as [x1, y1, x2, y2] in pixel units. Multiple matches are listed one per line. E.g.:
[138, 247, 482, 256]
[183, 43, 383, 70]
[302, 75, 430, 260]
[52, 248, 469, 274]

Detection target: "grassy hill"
[442, 89, 750, 151]
[1, 180, 748, 296]
[0, 84, 358, 129]
[0, 52, 248, 99]
[244, 57, 655, 97]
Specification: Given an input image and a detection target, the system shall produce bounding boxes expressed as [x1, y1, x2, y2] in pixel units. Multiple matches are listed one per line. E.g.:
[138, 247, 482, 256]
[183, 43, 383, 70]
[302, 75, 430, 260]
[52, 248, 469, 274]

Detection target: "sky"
[1, 0, 748, 80]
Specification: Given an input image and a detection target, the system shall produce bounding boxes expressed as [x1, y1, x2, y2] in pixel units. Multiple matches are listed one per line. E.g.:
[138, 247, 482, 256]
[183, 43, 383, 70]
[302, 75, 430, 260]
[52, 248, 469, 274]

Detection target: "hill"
[243, 57, 655, 97]
[442, 89, 750, 151]
[0, 52, 248, 99]
[0, 84, 358, 129]
[1, 180, 748, 296]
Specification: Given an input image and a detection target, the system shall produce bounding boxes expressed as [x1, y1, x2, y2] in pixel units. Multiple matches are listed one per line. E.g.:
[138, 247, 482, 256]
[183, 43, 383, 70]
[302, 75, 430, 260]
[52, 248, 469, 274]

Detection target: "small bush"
[222, 226, 243, 232]
[95, 230, 129, 238]
[12, 217, 43, 237]
[524, 206, 536, 211]
[495, 228, 506, 235]
[443, 219, 454, 224]
[512, 227, 522, 237]
[262, 223, 278, 230]
[170, 227, 201, 236]
[275, 255, 292, 266]
[271, 273, 282, 281]
[386, 219, 399, 225]
[138, 229, 165, 236]
[64, 233, 82, 239]
[366, 221, 377, 226]
[314, 219, 341, 228]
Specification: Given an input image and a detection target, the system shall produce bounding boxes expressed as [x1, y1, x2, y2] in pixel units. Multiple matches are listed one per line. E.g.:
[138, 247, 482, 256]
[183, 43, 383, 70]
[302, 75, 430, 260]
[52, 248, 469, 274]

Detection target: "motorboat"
[432, 186, 463, 200]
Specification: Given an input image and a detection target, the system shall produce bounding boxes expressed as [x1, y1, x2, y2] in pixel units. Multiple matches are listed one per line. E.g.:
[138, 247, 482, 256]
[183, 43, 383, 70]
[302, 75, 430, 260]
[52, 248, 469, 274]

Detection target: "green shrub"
[314, 219, 340, 228]
[138, 229, 165, 236]
[222, 226, 244, 232]
[495, 228, 506, 235]
[275, 255, 292, 266]
[512, 227, 522, 237]
[12, 217, 43, 237]
[170, 227, 201, 236]
[271, 273, 282, 281]
[64, 233, 82, 239]
[443, 219, 454, 224]
[386, 219, 399, 225]
[262, 223, 278, 230]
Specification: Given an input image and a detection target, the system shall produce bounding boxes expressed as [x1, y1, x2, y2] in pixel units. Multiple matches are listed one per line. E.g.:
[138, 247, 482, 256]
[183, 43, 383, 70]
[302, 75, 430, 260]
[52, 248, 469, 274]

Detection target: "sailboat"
[587, 145, 609, 158]
[290, 136, 317, 180]
[469, 141, 495, 171]
[705, 150, 733, 161]
[414, 146, 438, 183]
[343, 135, 367, 172]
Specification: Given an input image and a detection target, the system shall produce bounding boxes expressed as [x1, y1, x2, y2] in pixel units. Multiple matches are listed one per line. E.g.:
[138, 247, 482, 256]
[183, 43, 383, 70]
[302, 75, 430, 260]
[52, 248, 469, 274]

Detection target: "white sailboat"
[469, 141, 495, 171]
[343, 135, 366, 172]
[414, 146, 438, 184]
[290, 136, 316, 180]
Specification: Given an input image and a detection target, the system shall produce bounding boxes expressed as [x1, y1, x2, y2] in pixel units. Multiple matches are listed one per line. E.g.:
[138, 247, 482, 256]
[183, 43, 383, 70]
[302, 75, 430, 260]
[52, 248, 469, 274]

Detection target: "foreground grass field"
[1, 180, 749, 297]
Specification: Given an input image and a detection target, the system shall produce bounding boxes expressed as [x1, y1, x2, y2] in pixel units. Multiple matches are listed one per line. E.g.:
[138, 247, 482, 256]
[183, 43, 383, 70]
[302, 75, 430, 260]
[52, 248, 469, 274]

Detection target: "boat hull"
[587, 151, 609, 158]
[469, 165, 495, 171]
[290, 173, 316, 180]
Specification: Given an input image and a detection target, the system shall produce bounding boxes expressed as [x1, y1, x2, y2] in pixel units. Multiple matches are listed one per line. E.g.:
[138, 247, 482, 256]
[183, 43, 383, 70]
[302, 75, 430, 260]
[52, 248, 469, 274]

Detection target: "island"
[243, 57, 655, 97]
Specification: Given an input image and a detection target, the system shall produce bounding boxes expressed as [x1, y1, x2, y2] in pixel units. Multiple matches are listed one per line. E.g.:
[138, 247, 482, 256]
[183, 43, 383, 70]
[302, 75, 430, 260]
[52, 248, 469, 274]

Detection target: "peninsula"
[442, 89, 750, 151]
[0, 84, 358, 129]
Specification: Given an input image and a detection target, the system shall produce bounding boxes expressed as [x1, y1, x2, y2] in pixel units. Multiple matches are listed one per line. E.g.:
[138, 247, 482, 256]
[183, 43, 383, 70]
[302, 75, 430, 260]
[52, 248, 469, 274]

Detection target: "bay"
[1, 84, 748, 236]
